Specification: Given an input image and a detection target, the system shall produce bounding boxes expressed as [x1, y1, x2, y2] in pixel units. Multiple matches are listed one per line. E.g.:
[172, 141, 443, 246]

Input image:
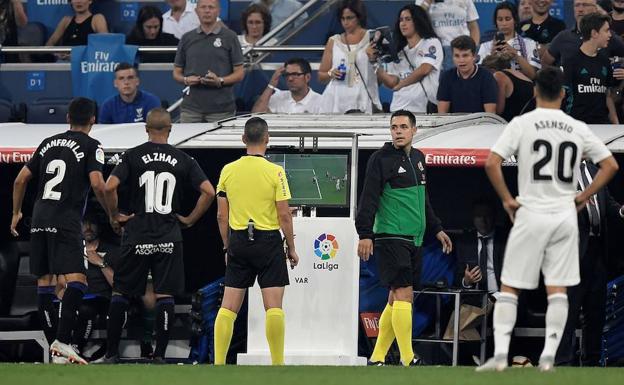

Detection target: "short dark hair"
[241, 3, 272, 36]
[493, 1, 519, 32]
[284, 57, 312, 74]
[68, 97, 97, 126]
[114, 62, 138, 76]
[481, 53, 512, 71]
[244, 117, 268, 144]
[451, 35, 477, 55]
[580, 12, 610, 41]
[337, 0, 367, 28]
[390, 110, 416, 127]
[534, 67, 564, 101]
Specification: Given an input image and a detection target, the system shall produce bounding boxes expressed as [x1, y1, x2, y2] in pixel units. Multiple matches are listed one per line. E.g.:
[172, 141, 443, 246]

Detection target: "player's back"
[499, 108, 611, 212]
[114, 141, 198, 245]
[28, 130, 104, 232]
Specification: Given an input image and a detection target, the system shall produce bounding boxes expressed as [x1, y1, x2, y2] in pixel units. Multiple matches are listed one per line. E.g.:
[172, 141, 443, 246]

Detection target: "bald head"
[146, 108, 172, 131]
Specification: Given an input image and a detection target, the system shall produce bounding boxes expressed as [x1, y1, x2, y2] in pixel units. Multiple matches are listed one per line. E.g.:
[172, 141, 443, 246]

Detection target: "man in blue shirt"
[437, 35, 498, 114]
[98, 63, 161, 124]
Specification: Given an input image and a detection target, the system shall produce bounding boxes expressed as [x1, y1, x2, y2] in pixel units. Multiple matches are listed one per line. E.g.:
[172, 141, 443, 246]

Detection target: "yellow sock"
[265, 308, 285, 365]
[214, 307, 237, 365]
[391, 301, 414, 366]
[370, 303, 395, 363]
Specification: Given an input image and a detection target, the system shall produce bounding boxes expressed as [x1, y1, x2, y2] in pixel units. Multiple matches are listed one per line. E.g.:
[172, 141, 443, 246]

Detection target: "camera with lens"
[370, 26, 399, 64]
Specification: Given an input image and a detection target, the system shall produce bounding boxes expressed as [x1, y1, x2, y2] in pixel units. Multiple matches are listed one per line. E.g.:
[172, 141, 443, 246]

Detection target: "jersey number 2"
[140, 171, 176, 214]
[42, 159, 66, 200]
[532, 140, 578, 183]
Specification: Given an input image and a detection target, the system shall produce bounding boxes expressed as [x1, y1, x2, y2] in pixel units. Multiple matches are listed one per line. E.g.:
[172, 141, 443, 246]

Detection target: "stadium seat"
[0, 100, 12, 123]
[26, 98, 73, 124]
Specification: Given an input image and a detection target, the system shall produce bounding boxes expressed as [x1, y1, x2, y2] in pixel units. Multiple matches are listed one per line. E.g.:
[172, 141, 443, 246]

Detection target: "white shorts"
[501, 206, 580, 290]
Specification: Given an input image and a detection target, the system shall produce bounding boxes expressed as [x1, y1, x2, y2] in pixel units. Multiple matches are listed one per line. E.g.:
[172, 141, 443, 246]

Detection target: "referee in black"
[213, 117, 298, 365]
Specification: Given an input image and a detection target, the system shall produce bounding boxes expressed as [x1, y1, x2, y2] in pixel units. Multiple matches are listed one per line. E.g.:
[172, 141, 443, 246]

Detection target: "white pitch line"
[311, 168, 323, 200]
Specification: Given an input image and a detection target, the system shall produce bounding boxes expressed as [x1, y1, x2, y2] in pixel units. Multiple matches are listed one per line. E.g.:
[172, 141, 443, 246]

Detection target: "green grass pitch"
[2, 364, 622, 385]
[266, 154, 348, 206]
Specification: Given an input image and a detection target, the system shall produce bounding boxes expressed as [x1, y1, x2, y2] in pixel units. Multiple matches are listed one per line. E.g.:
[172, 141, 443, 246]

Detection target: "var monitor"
[265, 153, 350, 207]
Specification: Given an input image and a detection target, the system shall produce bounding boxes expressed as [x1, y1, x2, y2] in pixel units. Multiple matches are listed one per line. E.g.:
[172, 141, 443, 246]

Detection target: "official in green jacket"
[355, 109, 452, 367]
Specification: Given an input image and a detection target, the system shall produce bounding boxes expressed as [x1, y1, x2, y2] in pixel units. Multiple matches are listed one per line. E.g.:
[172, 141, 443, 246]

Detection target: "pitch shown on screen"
[266, 153, 350, 207]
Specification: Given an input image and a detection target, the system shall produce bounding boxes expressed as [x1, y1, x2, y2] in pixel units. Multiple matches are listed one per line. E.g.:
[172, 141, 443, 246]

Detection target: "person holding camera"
[366, 4, 442, 113]
[173, 0, 244, 123]
[477, 1, 540, 80]
[318, 0, 381, 114]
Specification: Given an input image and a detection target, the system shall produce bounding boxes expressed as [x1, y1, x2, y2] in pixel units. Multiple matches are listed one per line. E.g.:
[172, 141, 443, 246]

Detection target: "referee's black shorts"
[375, 237, 421, 289]
[225, 229, 289, 289]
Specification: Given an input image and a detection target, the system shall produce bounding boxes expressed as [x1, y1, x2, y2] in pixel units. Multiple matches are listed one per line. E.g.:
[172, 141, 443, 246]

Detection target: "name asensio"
[534, 120, 574, 133]
[141, 152, 178, 166]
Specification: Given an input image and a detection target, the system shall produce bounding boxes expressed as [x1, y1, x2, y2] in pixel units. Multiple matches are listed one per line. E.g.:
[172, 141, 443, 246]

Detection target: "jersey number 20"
[140, 171, 176, 214]
[532, 140, 578, 183]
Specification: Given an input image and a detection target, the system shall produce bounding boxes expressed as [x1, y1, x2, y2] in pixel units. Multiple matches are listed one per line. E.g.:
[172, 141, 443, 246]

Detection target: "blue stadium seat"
[26, 98, 72, 124]
[0, 99, 13, 123]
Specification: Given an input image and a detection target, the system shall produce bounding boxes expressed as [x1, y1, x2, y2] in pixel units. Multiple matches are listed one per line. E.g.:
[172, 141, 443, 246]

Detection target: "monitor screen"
[265, 153, 350, 207]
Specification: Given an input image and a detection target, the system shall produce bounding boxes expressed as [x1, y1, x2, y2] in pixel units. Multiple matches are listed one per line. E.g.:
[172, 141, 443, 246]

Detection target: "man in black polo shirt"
[98, 108, 215, 363]
[563, 12, 619, 124]
[520, 0, 566, 46]
[173, 0, 244, 123]
[544, 0, 624, 66]
[437, 35, 498, 114]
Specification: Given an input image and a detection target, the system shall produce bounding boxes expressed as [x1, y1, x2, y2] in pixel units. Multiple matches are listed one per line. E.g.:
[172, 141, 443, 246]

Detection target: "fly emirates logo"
[578, 77, 607, 94]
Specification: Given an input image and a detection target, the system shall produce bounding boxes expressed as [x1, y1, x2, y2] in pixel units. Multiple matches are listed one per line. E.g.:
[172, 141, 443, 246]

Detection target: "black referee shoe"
[403, 355, 422, 366]
[367, 360, 385, 366]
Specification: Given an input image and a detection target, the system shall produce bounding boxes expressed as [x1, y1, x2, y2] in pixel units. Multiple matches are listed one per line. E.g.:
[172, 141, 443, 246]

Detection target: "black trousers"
[556, 237, 607, 366]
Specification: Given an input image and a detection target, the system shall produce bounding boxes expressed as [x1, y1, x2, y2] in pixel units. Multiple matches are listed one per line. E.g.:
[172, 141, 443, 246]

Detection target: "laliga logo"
[313, 233, 339, 271]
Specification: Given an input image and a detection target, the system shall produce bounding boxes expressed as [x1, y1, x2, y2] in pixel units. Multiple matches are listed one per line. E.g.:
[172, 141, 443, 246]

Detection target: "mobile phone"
[495, 31, 505, 45]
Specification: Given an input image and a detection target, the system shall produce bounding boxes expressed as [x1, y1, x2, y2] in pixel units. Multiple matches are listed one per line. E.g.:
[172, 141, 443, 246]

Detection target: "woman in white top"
[318, 0, 381, 114]
[367, 4, 442, 113]
[477, 1, 540, 80]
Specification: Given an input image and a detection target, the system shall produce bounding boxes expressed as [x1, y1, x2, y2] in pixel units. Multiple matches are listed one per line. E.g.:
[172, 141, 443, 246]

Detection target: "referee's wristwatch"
[218, 77, 225, 88]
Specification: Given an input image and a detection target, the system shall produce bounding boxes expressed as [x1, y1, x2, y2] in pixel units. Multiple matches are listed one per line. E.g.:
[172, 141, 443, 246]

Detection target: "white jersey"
[387, 38, 443, 112]
[268, 88, 323, 113]
[491, 108, 611, 212]
[415, 0, 479, 46]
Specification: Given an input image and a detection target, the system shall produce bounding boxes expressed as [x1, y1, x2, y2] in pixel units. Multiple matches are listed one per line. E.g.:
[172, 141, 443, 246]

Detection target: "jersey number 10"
[140, 171, 176, 214]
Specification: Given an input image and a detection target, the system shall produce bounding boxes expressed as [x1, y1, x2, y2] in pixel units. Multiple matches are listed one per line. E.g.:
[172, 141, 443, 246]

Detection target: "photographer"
[318, 0, 381, 114]
[173, 0, 244, 123]
[477, 1, 540, 80]
[366, 4, 442, 113]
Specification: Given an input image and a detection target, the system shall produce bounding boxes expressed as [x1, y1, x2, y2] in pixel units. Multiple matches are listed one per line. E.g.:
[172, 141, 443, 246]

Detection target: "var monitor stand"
[294, 206, 316, 218]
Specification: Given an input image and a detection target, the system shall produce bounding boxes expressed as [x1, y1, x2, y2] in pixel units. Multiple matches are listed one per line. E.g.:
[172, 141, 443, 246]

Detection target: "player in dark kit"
[98, 108, 215, 363]
[10, 97, 107, 365]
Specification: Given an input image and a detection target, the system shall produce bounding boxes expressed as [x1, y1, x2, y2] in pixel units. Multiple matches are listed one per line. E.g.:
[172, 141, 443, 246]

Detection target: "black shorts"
[30, 227, 85, 277]
[113, 242, 184, 297]
[375, 238, 421, 289]
[225, 230, 289, 289]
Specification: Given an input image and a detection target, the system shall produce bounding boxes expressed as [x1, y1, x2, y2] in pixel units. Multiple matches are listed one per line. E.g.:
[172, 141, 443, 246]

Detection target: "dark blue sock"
[37, 286, 58, 343]
[154, 297, 175, 359]
[56, 281, 87, 344]
[106, 295, 129, 358]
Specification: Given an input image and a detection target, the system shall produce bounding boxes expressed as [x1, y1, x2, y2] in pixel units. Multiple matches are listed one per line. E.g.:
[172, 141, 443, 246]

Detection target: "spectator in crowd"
[544, 0, 624, 66]
[610, 0, 624, 38]
[416, 0, 480, 71]
[518, 0, 533, 21]
[318, 0, 381, 114]
[173, 0, 244, 123]
[126, 5, 179, 63]
[239, 3, 272, 50]
[482, 53, 535, 121]
[563, 12, 618, 124]
[556, 160, 624, 366]
[253, 0, 308, 36]
[366, 4, 442, 113]
[99, 63, 161, 124]
[0, 0, 27, 46]
[45, 0, 107, 47]
[162, 0, 199, 40]
[437, 36, 498, 114]
[252, 57, 322, 113]
[478, 1, 541, 80]
[519, 0, 566, 48]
